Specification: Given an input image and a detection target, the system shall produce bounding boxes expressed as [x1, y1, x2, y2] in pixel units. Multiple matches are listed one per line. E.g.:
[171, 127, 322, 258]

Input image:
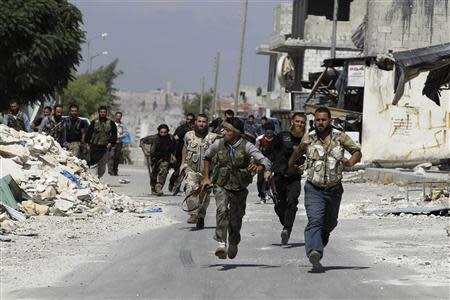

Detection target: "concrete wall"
[361, 65, 450, 162]
[303, 49, 360, 79]
[304, 1, 367, 49]
[365, 0, 450, 55]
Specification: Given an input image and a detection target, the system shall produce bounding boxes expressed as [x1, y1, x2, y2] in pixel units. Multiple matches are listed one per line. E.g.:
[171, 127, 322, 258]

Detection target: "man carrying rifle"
[179, 114, 217, 229]
[39, 104, 66, 147]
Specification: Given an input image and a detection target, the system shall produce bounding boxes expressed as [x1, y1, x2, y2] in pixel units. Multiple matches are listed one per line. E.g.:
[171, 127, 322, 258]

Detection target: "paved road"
[12, 166, 448, 299]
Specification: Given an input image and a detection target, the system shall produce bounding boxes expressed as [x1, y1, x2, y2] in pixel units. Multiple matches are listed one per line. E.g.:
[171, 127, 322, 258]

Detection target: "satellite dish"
[276, 55, 295, 89]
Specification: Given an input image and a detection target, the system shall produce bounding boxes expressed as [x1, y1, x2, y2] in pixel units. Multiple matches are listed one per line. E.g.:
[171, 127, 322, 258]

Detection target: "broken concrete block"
[53, 199, 74, 211]
[0, 212, 10, 222]
[76, 190, 91, 201]
[21, 201, 38, 216]
[1, 220, 16, 233]
[40, 186, 57, 200]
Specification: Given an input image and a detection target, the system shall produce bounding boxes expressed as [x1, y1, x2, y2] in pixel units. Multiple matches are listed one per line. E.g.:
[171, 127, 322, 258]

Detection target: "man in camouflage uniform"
[202, 118, 271, 259]
[39, 104, 66, 146]
[86, 106, 117, 178]
[179, 114, 217, 229]
[3, 99, 31, 132]
[140, 124, 175, 196]
[289, 107, 362, 271]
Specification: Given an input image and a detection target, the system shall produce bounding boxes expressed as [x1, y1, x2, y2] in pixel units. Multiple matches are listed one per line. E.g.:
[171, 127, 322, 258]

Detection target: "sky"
[71, 0, 284, 94]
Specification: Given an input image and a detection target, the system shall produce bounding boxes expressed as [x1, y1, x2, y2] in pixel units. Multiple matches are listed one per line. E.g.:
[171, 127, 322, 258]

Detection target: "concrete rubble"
[0, 125, 154, 235]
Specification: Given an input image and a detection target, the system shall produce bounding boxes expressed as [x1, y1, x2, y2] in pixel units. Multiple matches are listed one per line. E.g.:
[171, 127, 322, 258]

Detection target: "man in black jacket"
[270, 112, 306, 245]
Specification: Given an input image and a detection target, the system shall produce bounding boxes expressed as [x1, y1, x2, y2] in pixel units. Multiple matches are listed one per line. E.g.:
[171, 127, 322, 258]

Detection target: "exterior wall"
[365, 0, 450, 55]
[361, 65, 450, 162]
[303, 1, 367, 49]
[302, 49, 361, 79]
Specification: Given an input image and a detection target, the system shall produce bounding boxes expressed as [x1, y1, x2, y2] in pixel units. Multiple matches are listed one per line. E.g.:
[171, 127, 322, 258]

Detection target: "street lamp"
[86, 32, 108, 73]
[89, 51, 108, 72]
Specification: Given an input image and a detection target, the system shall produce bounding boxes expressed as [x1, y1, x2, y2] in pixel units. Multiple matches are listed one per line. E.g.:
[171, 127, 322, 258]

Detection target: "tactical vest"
[43, 117, 65, 141]
[305, 129, 345, 188]
[212, 139, 253, 191]
[66, 118, 82, 142]
[90, 119, 112, 146]
[7, 111, 26, 132]
[185, 131, 217, 172]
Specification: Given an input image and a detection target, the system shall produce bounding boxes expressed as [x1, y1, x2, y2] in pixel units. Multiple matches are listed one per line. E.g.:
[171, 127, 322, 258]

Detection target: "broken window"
[307, 0, 352, 21]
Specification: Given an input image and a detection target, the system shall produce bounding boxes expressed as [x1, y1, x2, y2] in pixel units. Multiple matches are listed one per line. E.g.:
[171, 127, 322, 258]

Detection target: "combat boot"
[155, 183, 163, 196]
[215, 242, 227, 259]
[227, 244, 238, 259]
[281, 228, 291, 245]
[187, 213, 198, 224]
[196, 217, 204, 229]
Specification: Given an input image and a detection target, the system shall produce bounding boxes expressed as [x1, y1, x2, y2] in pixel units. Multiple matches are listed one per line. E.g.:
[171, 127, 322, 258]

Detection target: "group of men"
[2, 99, 131, 179]
[140, 107, 362, 270]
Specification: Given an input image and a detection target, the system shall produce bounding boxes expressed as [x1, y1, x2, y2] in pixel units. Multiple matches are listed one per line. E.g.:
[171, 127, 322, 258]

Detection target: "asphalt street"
[12, 166, 448, 299]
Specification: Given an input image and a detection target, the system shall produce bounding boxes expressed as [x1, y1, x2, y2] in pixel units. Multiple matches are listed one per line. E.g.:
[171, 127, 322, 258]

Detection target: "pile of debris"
[0, 125, 150, 234]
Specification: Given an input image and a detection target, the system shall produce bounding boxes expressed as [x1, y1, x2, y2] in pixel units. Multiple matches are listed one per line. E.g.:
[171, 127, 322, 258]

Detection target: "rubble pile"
[0, 125, 151, 234]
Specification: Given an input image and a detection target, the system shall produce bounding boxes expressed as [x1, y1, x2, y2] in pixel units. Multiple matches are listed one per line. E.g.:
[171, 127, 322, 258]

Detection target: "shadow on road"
[179, 226, 216, 231]
[271, 243, 305, 248]
[306, 265, 370, 274]
[207, 264, 281, 271]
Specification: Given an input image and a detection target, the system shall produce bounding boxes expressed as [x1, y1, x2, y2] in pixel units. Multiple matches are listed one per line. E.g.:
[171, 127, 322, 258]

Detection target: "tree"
[0, 0, 84, 110]
[61, 74, 109, 117]
[87, 59, 123, 108]
[61, 60, 123, 117]
[182, 91, 213, 116]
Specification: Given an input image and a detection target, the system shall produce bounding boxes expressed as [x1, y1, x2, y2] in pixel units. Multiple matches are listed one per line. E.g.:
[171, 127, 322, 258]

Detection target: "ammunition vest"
[305, 129, 345, 188]
[212, 139, 252, 191]
[7, 111, 26, 132]
[185, 131, 217, 172]
[66, 118, 83, 142]
[43, 117, 65, 142]
[90, 119, 112, 146]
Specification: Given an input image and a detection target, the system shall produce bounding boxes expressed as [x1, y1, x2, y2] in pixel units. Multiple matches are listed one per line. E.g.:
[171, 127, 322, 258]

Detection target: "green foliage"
[62, 74, 108, 117]
[0, 0, 85, 110]
[87, 59, 123, 108]
[182, 91, 213, 116]
[61, 59, 122, 116]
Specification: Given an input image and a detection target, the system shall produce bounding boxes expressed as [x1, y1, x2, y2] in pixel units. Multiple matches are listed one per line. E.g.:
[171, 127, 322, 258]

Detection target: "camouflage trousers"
[150, 159, 170, 191]
[213, 186, 248, 246]
[66, 141, 81, 158]
[185, 169, 210, 218]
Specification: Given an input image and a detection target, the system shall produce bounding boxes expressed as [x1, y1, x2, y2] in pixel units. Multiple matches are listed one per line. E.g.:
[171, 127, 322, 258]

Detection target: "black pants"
[111, 143, 122, 175]
[274, 175, 301, 230]
[256, 172, 266, 198]
[169, 159, 181, 188]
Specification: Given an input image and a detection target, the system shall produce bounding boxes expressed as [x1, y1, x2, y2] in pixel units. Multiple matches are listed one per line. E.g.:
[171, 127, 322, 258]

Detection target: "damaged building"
[257, 0, 450, 163]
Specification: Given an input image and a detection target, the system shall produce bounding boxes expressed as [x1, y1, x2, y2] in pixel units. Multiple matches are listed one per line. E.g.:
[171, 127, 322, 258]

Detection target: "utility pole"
[330, 0, 339, 58]
[234, 0, 248, 114]
[199, 76, 205, 114]
[212, 52, 221, 119]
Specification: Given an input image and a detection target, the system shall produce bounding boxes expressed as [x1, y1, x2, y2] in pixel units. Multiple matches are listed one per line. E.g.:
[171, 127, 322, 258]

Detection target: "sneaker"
[308, 250, 323, 270]
[215, 242, 227, 259]
[281, 228, 290, 245]
[227, 244, 238, 259]
[196, 217, 204, 229]
[187, 214, 198, 224]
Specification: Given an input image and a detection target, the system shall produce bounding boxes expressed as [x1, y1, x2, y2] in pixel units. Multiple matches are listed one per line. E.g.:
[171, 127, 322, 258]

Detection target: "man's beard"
[316, 125, 332, 135]
[194, 126, 208, 137]
[290, 125, 305, 138]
